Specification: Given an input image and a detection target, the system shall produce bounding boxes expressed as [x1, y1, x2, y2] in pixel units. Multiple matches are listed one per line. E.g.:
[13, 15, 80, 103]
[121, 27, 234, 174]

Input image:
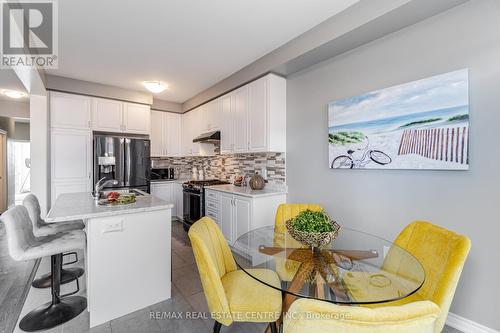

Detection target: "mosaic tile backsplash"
[152, 152, 286, 187]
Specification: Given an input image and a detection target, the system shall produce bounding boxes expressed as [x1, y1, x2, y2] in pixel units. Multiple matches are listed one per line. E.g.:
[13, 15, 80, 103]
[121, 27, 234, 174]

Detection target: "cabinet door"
[234, 196, 251, 243]
[92, 98, 123, 132]
[51, 129, 92, 203]
[51, 129, 92, 182]
[124, 103, 151, 135]
[173, 183, 183, 219]
[220, 95, 233, 154]
[248, 77, 268, 152]
[51, 92, 91, 130]
[150, 111, 165, 157]
[166, 113, 181, 157]
[220, 193, 234, 244]
[205, 99, 222, 131]
[181, 113, 191, 156]
[191, 107, 201, 156]
[232, 86, 249, 153]
[151, 183, 174, 218]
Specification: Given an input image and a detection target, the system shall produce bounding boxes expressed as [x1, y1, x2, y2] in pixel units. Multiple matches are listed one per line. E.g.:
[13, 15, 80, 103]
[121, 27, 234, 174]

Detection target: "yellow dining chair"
[188, 217, 282, 333]
[274, 204, 325, 281]
[283, 298, 440, 333]
[345, 221, 471, 333]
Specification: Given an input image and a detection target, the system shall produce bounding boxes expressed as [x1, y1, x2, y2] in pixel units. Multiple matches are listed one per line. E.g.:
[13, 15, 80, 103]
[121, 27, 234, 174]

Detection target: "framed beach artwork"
[328, 69, 470, 170]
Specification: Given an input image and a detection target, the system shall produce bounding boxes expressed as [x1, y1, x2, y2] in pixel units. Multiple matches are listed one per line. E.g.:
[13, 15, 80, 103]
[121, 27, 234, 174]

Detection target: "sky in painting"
[328, 69, 469, 127]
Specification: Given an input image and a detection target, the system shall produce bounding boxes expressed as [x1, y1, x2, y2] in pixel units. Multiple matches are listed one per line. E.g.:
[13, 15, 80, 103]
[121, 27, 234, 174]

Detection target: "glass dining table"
[232, 226, 425, 313]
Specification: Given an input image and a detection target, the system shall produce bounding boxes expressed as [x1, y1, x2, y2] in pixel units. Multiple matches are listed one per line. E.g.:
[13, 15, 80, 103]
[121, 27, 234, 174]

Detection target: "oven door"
[183, 189, 202, 228]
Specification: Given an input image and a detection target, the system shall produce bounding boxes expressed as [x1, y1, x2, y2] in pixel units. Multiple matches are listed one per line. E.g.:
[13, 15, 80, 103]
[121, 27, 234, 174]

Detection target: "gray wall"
[287, 0, 499, 329]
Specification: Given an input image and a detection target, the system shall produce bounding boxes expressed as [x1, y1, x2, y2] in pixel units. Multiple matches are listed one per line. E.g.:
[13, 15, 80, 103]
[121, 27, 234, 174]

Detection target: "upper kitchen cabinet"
[232, 86, 250, 153]
[220, 95, 233, 154]
[220, 86, 249, 154]
[123, 102, 151, 134]
[220, 74, 286, 154]
[92, 98, 151, 135]
[181, 106, 202, 156]
[248, 74, 286, 152]
[91, 98, 123, 132]
[151, 110, 181, 157]
[50, 92, 91, 130]
[203, 98, 222, 131]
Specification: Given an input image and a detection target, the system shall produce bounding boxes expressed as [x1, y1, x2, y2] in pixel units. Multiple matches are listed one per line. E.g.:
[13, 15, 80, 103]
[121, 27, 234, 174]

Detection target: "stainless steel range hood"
[193, 130, 220, 143]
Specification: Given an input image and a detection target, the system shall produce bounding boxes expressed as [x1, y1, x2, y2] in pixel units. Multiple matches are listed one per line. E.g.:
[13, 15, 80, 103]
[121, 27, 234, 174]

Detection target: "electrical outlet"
[101, 220, 123, 233]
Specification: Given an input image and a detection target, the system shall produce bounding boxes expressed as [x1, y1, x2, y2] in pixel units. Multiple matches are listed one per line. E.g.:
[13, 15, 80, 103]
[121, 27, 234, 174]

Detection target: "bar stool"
[23, 194, 85, 288]
[0, 206, 87, 332]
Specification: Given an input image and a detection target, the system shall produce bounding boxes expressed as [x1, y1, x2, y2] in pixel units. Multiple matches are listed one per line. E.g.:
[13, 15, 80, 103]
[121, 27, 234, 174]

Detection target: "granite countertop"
[46, 192, 174, 223]
[205, 184, 287, 198]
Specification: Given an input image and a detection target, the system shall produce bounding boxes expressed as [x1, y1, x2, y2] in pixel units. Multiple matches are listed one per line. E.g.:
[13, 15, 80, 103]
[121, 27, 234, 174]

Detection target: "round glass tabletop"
[232, 226, 425, 305]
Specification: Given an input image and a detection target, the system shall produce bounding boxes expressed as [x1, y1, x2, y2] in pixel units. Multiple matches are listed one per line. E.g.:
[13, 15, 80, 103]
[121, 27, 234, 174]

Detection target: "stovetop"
[182, 179, 230, 191]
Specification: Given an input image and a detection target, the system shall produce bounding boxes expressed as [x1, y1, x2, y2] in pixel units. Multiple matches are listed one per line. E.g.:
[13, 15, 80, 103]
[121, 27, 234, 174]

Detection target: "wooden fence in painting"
[398, 126, 469, 165]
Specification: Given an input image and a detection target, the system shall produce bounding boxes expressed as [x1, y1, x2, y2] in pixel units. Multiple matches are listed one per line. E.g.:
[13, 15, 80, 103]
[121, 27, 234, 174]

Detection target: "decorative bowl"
[286, 218, 341, 248]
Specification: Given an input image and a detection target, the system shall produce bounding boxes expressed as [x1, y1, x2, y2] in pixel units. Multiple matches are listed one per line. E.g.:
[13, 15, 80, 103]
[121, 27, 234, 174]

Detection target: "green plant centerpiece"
[286, 209, 340, 249]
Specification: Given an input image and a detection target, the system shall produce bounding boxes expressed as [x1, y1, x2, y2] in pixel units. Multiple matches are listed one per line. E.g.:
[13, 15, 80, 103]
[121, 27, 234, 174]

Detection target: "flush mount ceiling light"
[1, 89, 27, 99]
[142, 81, 168, 93]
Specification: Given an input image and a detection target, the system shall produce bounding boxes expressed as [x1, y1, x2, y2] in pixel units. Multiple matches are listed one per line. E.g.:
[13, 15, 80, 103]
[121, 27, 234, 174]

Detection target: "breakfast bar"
[46, 192, 173, 328]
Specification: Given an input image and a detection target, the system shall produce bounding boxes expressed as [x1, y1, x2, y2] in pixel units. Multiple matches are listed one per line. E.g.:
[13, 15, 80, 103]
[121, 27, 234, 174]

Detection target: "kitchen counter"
[46, 192, 173, 223]
[205, 184, 287, 198]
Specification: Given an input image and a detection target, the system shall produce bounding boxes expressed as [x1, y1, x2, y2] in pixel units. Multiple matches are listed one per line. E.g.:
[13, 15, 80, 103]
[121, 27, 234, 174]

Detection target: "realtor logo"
[1, 0, 58, 68]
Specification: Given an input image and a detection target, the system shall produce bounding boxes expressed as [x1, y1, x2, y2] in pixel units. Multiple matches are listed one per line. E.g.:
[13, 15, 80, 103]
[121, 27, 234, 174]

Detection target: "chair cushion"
[20, 230, 86, 261]
[34, 220, 85, 237]
[221, 269, 282, 323]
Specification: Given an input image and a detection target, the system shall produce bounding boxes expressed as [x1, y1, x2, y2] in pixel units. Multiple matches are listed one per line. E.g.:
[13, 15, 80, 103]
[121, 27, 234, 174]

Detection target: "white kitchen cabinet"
[232, 86, 249, 153]
[234, 196, 251, 242]
[248, 74, 286, 152]
[181, 108, 201, 156]
[50, 92, 91, 130]
[165, 113, 182, 157]
[204, 99, 222, 131]
[92, 98, 123, 132]
[150, 111, 164, 156]
[151, 111, 181, 157]
[51, 128, 92, 202]
[173, 182, 183, 220]
[123, 103, 151, 135]
[220, 193, 235, 244]
[92, 98, 151, 135]
[205, 189, 286, 248]
[220, 95, 233, 154]
[151, 182, 175, 217]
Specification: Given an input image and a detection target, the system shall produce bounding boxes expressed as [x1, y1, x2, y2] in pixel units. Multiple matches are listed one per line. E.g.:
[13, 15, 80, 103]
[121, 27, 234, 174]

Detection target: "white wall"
[287, 0, 499, 330]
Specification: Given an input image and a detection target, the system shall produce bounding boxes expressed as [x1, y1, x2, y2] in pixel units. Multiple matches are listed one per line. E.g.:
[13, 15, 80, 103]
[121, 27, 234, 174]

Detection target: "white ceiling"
[0, 69, 29, 103]
[45, 0, 359, 103]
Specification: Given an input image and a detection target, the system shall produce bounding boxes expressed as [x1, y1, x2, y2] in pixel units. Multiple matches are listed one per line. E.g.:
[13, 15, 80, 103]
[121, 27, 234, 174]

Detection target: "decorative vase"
[249, 173, 265, 190]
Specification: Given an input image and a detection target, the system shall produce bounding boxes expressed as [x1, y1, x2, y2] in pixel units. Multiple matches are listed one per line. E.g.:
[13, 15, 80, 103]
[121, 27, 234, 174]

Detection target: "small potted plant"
[286, 209, 340, 249]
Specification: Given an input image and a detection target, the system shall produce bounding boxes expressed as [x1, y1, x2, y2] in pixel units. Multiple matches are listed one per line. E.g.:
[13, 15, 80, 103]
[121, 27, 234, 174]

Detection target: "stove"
[182, 179, 230, 231]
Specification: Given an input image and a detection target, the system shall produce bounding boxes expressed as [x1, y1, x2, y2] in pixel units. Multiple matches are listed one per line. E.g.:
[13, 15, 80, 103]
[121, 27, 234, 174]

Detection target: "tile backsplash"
[152, 152, 286, 187]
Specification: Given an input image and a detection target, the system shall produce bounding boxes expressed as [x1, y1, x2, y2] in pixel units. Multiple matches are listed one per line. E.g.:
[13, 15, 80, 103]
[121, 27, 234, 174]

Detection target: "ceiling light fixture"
[1, 89, 27, 99]
[142, 81, 168, 93]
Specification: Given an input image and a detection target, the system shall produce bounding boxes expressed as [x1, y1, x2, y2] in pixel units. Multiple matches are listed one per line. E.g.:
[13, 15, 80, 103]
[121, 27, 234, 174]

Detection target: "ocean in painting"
[328, 69, 470, 170]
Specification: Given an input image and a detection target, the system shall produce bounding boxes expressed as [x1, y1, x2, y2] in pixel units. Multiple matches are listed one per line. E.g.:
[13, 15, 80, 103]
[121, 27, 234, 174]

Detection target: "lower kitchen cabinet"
[151, 181, 183, 220]
[205, 189, 286, 249]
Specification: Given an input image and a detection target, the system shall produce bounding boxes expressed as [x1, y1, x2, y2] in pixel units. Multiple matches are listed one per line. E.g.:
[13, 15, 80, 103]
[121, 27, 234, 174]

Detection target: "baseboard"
[446, 312, 499, 333]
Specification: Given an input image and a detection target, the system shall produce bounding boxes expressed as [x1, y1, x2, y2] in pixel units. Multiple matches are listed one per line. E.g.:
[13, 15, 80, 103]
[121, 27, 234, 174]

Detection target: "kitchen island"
[46, 192, 173, 328]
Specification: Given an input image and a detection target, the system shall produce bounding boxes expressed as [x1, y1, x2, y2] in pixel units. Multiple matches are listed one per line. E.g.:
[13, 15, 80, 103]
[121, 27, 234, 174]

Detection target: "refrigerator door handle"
[124, 138, 131, 186]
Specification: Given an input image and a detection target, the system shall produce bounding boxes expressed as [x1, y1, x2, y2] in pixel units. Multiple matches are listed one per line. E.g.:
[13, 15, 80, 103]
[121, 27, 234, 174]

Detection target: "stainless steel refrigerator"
[93, 135, 151, 192]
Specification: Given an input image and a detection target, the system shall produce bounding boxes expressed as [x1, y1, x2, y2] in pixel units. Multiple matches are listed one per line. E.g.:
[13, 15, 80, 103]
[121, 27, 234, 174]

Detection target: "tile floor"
[13, 220, 464, 333]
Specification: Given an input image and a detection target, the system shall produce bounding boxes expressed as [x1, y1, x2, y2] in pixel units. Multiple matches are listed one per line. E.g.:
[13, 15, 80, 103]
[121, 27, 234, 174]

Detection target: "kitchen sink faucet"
[93, 177, 119, 199]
